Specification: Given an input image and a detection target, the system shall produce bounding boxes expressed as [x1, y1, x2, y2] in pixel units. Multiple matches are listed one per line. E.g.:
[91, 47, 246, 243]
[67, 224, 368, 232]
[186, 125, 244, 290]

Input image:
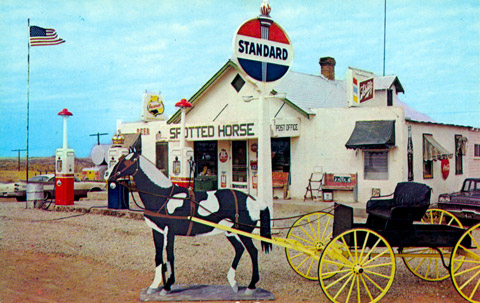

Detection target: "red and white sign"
[233, 16, 293, 83]
[219, 149, 228, 163]
[441, 158, 450, 179]
[359, 78, 374, 103]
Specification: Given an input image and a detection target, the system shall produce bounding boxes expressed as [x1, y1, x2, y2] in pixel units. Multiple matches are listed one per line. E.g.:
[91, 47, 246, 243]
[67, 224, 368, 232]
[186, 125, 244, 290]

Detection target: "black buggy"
[314, 181, 480, 303]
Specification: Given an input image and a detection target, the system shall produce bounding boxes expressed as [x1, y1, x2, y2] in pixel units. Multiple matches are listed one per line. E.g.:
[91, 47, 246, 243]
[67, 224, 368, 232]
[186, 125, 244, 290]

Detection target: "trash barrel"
[107, 181, 129, 209]
[27, 183, 44, 208]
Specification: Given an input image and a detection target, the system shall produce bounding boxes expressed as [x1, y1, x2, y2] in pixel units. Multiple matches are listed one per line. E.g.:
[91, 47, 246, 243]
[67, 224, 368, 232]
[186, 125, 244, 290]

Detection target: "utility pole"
[12, 149, 27, 171]
[89, 132, 108, 145]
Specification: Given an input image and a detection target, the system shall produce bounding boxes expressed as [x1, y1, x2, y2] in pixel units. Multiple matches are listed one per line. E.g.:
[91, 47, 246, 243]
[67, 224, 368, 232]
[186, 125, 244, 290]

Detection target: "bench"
[322, 173, 358, 202]
[272, 172, 289, 199]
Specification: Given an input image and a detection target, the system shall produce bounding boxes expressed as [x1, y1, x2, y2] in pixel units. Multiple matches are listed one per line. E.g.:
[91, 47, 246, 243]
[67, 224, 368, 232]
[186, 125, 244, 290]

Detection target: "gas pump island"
[55, 108, 75, 205]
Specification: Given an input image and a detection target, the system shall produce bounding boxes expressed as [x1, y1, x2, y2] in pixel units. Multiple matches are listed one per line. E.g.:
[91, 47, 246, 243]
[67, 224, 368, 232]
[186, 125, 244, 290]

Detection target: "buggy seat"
[366, 182, 431, 230]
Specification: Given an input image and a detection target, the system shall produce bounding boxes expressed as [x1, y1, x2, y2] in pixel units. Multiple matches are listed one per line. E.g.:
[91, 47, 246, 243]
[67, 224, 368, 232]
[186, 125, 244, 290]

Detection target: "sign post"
[233, 1, 293, 211]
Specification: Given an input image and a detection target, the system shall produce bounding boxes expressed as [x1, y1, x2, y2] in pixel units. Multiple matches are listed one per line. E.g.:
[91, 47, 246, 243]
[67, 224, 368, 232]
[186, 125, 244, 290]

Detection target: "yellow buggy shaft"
[188, 216, 320, 260]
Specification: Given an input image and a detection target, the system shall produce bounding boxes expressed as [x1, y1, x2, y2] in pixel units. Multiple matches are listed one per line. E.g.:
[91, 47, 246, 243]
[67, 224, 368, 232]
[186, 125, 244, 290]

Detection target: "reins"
[117, 178, 338, 231]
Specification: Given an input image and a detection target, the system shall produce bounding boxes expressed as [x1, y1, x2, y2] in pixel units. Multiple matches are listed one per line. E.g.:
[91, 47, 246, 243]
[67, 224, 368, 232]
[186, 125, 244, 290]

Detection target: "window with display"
[271, 137, 290, 172]
[232, 141, 247, 183]
[194, 141, 218, 176]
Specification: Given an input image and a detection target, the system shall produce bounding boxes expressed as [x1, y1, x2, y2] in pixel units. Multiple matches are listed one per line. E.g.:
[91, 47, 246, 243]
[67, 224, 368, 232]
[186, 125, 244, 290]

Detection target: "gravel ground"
[0, 201, 469, 302]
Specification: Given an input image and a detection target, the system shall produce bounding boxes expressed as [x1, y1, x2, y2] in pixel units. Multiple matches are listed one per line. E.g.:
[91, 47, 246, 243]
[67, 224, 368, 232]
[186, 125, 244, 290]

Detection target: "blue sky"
[1, 0, 479, 157]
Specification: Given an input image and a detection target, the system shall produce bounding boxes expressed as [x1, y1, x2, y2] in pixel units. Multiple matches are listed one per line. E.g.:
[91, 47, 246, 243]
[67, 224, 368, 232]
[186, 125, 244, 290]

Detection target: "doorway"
[232, 140, 248, 190]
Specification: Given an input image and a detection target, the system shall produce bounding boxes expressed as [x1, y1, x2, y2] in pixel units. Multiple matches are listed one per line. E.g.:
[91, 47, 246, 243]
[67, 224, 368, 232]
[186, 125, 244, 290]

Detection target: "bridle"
[110, 155, 140, 182]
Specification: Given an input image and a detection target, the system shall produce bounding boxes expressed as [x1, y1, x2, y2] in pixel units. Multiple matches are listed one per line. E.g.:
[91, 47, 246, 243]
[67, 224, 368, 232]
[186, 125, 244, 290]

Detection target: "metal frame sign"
[233, 16, 293, 83]
[346, 67, 375, 107]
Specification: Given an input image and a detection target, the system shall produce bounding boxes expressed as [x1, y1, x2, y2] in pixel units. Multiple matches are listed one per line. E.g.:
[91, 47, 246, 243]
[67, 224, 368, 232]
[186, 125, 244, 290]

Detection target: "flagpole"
[26, 18, 30, 185]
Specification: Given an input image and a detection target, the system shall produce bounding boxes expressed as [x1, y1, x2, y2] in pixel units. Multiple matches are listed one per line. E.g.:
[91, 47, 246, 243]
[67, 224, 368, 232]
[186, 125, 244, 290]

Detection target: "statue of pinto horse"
[105, 149, 272, 295]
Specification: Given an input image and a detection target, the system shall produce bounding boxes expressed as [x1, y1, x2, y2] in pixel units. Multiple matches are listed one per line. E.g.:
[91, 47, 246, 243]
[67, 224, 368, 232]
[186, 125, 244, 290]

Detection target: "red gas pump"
[55, 108, 75, 205]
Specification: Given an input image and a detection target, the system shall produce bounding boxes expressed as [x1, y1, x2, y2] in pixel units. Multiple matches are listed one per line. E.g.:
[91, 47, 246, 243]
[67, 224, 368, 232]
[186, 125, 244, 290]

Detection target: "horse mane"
[139, 155, 173, 189]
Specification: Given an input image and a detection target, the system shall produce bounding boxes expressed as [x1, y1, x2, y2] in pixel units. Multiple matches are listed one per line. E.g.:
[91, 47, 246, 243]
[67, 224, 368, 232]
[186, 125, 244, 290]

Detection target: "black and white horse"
[106, 149, 272, 295]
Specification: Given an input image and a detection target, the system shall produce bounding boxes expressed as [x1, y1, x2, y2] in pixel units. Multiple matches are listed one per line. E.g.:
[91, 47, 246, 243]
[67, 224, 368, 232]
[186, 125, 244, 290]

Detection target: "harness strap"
[230, 189, 239, 229]
[186, 188, 196, 236]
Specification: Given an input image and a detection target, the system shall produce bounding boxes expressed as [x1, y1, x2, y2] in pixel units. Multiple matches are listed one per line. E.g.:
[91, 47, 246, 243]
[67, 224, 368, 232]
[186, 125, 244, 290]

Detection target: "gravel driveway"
[0, 201, 467, 302]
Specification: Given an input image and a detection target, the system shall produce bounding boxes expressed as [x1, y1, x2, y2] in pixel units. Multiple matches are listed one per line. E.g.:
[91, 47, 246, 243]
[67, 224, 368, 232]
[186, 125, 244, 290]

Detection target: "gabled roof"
[168, 60, 312, 123]
[168, 60, 237, 124]
[273, 71, 347, 115]
[375, 75, 404, 93]
[168, 60, 424, 123]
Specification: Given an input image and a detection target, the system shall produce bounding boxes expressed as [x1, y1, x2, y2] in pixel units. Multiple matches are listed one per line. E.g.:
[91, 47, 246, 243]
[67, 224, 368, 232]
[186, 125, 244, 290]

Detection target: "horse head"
[105, 148, 141, 183]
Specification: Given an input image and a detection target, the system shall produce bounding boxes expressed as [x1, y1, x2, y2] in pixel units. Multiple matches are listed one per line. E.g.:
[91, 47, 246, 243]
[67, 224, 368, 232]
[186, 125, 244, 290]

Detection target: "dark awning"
[345, 120, 395, 149]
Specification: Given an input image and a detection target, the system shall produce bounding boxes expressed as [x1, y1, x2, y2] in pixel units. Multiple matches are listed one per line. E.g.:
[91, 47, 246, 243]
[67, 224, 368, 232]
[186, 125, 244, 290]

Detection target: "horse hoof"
[146, 287, 159, 295]
[160, 289, 170, 296]
[230, 281, 239, 293]
[244, 288, 256, 296]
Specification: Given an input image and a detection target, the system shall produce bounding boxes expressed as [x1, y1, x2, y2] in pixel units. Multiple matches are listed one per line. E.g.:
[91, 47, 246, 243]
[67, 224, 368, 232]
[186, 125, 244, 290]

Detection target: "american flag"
[30, 26, 65, 47]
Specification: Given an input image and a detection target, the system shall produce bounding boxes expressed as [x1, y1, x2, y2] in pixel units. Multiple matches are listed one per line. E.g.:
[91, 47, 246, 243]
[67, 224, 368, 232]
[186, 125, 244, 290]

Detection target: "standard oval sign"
[233, 17, 293, 83]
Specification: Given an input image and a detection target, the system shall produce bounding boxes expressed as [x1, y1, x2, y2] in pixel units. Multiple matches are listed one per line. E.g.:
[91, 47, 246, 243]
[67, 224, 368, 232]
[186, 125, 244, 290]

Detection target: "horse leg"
[239, 235, 259, 295]
[161, 227, 175, 295]
[147, 230, 165, 295]
[226, 232, 245, 292]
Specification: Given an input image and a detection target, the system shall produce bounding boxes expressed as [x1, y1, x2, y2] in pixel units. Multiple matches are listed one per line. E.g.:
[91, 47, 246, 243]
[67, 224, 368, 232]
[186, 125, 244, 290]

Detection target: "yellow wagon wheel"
[402, 208, 463, 281]
[285, 211, 334, 280]
[319, 228, 396, 303]
[451, 223, 480, 303]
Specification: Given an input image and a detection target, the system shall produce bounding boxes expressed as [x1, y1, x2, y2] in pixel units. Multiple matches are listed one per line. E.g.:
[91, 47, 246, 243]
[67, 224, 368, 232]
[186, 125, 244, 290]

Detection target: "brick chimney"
[319, 57, 336, 80]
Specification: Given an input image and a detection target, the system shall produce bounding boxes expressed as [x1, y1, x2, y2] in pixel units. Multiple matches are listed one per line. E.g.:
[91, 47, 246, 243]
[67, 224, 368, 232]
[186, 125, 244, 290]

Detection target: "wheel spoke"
[359, 274, 374, 302]
[325, 271, 353, 290]
[333, 274, 354, 301]
[307, 217, 318, 242]
[360, 237, 382, 264]
[320, 215, 332, 241]
[345, 272, 356, 303]
[363, 261, 395, 270]
[468, 274, 480, 300]
[364, 268, 393, 279]
[291, 230, 315, 245]
[454, 264, 480, 278]
[459, 267, 480, 291]
[363, 248, 391, 267]
[362, 271, 385, 292]
[341, 234, 355, 264]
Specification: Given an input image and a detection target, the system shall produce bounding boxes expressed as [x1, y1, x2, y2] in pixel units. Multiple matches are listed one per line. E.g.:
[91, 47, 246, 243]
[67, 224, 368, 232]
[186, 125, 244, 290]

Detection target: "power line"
[89, 132, 108, 145]
[12, 149, 26, 171]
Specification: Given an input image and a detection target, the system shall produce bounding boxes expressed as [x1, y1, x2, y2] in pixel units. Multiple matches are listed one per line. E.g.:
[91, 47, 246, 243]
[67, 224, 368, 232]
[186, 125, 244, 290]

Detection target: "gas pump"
[106, 132, 129, 209]
[55, 109, 75, 205]
[170, 98, 195, 188]
[170, 147, 194, 188]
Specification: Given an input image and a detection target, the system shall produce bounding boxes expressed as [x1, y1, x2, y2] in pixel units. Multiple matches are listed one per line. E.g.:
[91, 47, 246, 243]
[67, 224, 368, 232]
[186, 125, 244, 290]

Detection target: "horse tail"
[260, 207, 272, 254]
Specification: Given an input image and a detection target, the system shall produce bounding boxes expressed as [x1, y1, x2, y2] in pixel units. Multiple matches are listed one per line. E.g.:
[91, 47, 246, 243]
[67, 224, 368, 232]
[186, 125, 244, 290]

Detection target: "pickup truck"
[437, 178, 480, 221]
[0, 174, 106, 201]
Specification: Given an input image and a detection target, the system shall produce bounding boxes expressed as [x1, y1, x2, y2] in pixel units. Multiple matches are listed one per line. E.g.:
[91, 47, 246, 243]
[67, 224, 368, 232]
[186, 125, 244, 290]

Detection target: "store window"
[271, 138, 290, 172]
[155, 142, 168, 175]
[364, 151, 388, 180]
[423, 160, 433, 179]
[475, 144, 480, 158]
[194, 141, 218, 176]
[232, 141, 247, 183]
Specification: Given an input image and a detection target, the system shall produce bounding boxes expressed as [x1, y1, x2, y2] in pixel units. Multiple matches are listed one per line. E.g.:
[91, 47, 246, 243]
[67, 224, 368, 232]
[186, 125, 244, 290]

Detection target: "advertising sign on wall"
[346, 67, 375, 107]
[142, 92, 166, 121]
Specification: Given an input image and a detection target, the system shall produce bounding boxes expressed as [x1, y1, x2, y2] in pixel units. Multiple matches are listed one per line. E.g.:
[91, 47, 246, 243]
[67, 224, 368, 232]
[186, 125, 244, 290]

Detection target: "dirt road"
[0, 201, 467, 302]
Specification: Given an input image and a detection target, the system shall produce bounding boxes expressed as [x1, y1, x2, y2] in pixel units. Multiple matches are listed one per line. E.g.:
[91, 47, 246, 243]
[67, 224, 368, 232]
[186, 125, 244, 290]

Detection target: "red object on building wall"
[441, 158, 450, 179]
